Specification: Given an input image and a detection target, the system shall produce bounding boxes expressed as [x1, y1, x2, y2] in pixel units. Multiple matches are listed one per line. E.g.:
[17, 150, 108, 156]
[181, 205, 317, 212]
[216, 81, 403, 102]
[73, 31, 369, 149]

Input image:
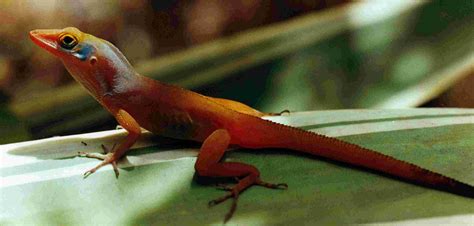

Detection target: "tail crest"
[248, 117, 474, 198]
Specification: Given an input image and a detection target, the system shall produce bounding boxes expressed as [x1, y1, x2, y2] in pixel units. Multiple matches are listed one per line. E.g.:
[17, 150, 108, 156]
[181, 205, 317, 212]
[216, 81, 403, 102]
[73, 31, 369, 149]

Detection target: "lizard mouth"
[29, 29, 61, 56]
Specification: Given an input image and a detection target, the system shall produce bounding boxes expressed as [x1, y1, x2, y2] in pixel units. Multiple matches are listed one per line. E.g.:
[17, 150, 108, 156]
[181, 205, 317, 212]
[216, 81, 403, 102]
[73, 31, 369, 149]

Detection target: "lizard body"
[30, 27, 473, 222]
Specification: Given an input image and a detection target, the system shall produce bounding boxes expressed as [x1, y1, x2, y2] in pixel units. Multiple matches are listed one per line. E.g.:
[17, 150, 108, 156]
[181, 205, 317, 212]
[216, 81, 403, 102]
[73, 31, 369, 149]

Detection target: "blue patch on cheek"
[72, 44, 94, 61]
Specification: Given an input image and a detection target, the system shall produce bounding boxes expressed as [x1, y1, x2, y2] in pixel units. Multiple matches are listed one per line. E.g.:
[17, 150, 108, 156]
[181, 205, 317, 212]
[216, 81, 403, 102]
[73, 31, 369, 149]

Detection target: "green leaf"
[1, 109, 473, 225]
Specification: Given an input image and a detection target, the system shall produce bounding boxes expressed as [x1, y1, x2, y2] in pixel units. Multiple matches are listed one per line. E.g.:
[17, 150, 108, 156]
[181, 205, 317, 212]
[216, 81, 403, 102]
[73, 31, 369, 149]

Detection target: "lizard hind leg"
[195, 129, 288, 223]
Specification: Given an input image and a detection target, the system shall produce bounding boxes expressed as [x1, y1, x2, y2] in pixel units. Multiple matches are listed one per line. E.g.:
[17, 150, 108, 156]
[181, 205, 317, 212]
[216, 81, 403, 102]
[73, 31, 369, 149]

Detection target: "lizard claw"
[111, 161, 119, 178]
[208, 192, 238, 223]
[83, 169, 95, 179]
[279, 109, 291, 115]
[267, 109, 291, 116]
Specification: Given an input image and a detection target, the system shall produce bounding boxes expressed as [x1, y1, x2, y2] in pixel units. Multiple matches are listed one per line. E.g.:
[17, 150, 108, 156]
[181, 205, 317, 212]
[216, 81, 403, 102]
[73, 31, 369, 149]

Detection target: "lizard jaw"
[29, 29, 61, 56]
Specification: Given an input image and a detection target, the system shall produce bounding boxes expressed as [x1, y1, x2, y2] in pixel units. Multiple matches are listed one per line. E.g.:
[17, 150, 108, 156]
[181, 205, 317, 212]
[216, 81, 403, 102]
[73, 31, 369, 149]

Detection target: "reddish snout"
[29, 29, 62, 56]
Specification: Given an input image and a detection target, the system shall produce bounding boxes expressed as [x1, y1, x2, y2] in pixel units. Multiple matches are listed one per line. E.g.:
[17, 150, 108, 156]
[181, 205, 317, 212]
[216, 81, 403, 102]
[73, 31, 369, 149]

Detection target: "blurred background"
[0, 0, 472, 144]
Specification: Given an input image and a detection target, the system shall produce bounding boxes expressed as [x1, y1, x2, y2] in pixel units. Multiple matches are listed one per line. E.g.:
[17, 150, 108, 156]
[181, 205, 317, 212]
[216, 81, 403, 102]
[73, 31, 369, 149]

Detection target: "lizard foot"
[208, 178, 288, 223]
[266, 109, 291, 116]
[78, 144, 119, 178]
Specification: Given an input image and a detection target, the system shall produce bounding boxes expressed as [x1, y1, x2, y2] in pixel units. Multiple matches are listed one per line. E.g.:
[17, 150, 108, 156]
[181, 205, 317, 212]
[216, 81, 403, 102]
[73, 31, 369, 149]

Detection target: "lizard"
[29, 27, 473, 222]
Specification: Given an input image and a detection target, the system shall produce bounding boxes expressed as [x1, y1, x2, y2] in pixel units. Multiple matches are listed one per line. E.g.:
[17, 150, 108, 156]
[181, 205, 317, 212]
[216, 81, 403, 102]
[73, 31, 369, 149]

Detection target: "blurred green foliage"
[0, 108, 29, 144]
[0, 89, 29, 143]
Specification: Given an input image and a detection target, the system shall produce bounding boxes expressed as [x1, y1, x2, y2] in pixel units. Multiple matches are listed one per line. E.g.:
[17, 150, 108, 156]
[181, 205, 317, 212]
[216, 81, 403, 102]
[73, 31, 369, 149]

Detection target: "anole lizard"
[29, 27, 473, 222]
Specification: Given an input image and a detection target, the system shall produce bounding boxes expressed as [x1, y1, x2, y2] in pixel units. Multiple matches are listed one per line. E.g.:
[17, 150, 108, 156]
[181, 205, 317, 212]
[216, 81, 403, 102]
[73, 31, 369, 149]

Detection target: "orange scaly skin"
[30, 27, 473, 222]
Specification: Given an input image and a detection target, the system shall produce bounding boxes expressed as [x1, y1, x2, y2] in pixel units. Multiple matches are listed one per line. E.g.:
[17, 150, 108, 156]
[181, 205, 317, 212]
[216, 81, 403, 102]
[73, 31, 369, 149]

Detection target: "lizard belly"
[138, 107, 218, 142]
[147, 110, 197, 139]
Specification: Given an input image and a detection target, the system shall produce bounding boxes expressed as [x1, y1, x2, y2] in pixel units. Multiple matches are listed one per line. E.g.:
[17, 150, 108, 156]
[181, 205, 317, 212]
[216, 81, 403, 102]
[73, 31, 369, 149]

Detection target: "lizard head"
[29, 27, 136, 98]
[30, 27, 97, 65]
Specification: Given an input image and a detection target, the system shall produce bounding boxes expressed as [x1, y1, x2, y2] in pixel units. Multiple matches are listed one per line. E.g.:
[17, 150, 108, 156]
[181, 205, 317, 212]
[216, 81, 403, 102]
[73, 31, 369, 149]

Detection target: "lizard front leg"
[79, 109, 141, 178]
[195, 129, 287, 223]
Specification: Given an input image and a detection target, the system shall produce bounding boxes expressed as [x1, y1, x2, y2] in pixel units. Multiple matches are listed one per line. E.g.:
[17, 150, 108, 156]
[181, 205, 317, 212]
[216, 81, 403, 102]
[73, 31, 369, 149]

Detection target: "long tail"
[242, 117, 474, 198]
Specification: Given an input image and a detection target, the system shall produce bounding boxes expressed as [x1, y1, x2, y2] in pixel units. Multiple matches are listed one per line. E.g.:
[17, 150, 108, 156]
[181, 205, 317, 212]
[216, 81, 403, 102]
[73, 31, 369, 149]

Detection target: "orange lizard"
[30, 27, 473, 222]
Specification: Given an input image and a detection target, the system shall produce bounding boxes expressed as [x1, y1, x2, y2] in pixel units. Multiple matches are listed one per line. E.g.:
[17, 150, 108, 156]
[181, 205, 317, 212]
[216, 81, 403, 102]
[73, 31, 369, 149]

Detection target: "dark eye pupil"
[63, 36, 74, 44]
[60, 35, 77, 49]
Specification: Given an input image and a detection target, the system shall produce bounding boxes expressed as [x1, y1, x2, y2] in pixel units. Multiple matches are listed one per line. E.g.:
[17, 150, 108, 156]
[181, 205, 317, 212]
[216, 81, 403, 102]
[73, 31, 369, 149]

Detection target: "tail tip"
[446, 180, 474, 198]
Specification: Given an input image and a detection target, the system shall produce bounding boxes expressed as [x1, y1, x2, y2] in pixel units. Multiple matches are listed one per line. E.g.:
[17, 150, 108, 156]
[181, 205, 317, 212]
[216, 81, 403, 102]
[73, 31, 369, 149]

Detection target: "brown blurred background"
[0, 0, 473, 143]
[0, 0, 346, 96]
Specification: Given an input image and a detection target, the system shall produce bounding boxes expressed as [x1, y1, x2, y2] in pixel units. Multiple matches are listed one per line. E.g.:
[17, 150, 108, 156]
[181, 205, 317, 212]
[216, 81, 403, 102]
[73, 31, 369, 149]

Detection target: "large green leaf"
[1, 109, 473, 225]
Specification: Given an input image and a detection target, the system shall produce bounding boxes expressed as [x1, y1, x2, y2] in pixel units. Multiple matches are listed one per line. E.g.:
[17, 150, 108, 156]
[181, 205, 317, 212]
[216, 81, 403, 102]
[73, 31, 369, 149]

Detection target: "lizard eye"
[59, 34, 78, 50]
